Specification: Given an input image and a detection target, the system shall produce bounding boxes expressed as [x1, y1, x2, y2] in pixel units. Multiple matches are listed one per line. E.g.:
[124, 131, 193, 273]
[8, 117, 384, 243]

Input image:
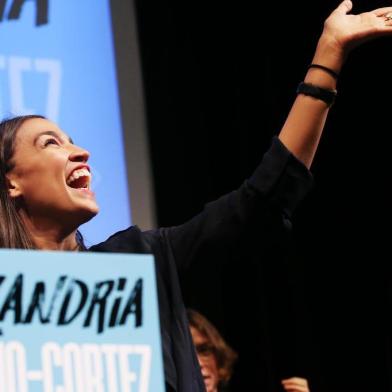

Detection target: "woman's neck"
[32, 233, 79, 250]
[19, 210, 79, 250]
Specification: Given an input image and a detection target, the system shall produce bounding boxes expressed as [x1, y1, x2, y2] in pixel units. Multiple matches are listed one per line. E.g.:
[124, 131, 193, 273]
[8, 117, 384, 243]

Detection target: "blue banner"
[0, 249, 165, 392]
[0, 0, 131, 245]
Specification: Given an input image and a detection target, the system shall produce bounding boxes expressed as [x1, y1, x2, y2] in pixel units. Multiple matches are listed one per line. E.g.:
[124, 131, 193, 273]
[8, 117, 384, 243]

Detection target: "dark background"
[134, 1, 392, 391]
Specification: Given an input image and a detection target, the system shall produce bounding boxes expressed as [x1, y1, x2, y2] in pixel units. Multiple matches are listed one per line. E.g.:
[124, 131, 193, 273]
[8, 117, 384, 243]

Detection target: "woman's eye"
[44, 138, 60, 147]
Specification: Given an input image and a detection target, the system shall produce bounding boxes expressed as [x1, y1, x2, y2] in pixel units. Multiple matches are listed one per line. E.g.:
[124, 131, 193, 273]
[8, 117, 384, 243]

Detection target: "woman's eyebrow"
[34, 130, 73, 144]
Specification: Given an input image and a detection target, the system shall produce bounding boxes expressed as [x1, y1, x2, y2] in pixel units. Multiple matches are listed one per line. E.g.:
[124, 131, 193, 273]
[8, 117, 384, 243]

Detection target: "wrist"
[312, 34, 346, 74]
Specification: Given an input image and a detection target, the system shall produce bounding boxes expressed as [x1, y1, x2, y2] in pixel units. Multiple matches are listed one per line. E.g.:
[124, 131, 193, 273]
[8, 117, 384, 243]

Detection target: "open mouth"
[202, 372, 211, 381]
[66, 168, 91, 190]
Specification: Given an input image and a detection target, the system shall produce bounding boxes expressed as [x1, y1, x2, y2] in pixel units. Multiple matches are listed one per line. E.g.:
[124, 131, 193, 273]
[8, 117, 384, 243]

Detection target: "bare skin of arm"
[278, 0, 392, 169]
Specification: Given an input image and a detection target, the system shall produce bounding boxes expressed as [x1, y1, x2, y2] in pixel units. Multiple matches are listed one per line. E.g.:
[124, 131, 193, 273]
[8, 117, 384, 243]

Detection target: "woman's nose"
[197, 355, 206, 368]
[68, 145, 90, 162]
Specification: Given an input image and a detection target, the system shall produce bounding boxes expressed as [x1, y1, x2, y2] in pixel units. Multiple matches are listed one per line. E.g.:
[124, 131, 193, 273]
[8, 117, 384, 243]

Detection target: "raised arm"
[279, 0, 392, 168]
[162, 1, 392, 273]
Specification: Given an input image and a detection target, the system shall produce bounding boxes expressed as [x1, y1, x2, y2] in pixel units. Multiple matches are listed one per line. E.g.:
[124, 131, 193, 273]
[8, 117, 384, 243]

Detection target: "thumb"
[333, 0, 353, 15]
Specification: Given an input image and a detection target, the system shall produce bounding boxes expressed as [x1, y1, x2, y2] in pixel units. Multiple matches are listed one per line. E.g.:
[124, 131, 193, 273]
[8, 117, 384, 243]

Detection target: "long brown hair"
[0, 115, 45, 248]
[0, 115, 87, 250]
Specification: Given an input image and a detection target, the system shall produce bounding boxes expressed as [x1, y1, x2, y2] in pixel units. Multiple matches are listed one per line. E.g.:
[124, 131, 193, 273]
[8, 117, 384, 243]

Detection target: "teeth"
[67, 168, 91, 186]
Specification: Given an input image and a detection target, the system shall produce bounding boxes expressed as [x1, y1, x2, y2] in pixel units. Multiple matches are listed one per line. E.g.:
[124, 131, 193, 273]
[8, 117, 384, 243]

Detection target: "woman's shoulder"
[88, 226, 160, 254]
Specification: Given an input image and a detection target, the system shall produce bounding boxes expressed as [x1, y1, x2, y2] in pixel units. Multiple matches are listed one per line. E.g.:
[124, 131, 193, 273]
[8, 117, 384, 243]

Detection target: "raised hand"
[281, 377, 310, 392]
[321, 1, 392, 57]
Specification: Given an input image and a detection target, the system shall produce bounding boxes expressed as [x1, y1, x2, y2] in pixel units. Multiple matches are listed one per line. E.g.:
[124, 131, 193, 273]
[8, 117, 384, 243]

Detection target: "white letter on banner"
[0, 342, 6, 392]
[119, 345, 151, 392]
[5, 341, 28, 392]
[42, 342, 64, 392]
[34, 59, 62, 122]
[119, 345, 136, 392]
[133, 346, 151, 392]
[82, 344, 104, 392]
[63, 343, 84, 392]
[8, 56, 35, 116]
[101, 345, 119, 392]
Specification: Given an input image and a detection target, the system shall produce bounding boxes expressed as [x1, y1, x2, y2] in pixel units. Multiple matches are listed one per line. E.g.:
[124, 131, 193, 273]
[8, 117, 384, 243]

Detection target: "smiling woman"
[1, 2, 392, 391]
[0, 115, 98, 250]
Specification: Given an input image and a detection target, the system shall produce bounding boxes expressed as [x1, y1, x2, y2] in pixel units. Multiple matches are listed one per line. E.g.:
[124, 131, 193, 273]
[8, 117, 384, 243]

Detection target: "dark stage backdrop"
[134, 1, 392, 391]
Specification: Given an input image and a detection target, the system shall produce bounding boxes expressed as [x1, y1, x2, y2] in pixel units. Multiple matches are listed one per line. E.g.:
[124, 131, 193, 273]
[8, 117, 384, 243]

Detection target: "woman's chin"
[203, 378, 218, 392]
[81, 206, 99, 222]
[75, 193, 99, 214]
[71, 203, 99, 226]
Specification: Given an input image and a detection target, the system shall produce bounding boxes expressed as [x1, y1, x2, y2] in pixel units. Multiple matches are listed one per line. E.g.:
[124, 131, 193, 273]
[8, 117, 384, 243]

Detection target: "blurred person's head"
[187, 308, 237, 392]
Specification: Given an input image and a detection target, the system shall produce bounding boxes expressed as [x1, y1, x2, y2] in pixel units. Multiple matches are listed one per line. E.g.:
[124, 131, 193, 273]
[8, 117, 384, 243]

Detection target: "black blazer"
[89, 137, 313, 392]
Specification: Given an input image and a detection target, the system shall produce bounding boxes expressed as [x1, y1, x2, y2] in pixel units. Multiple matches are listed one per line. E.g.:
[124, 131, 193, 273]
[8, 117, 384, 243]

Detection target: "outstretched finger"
[332, 0, 353, 15]
[282, 377, 308, 386]
[281, 378, 309, 392]
[372, 7, 392, 17]
[281, 384, 309, 392]
[380, 10, 392, 28]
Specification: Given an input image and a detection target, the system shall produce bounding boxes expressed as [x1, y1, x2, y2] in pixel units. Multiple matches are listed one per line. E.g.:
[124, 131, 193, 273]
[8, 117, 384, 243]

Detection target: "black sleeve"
[162, 137, 313, 273]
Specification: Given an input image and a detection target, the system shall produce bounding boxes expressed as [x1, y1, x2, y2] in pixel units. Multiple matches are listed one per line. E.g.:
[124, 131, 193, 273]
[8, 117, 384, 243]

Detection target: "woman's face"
[190, 326, 220, 392]
[7, 118, 99, 229]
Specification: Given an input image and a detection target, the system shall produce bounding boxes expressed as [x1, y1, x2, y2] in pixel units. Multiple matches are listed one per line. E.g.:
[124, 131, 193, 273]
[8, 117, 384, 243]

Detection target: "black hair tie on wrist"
[308, 64, 339, 80]
[296, 82, 337, 107]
